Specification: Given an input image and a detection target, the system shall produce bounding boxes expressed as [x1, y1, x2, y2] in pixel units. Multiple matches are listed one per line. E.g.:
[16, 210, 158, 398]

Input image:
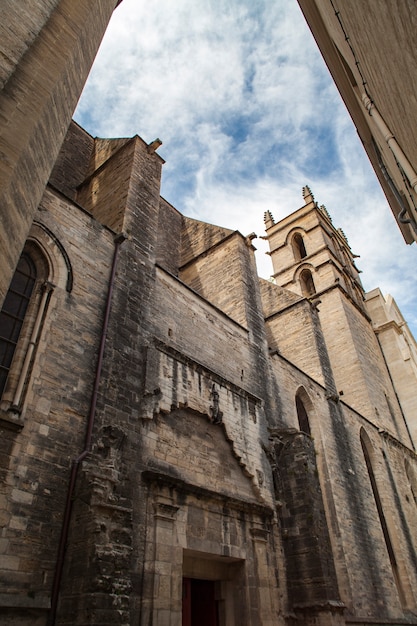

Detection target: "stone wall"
[268, 348, 417, 619]
[0, 187, 115, 624]
[365, 289, 417, 448]
[318, 287, 409, 441]
[1, 117, 417, 625]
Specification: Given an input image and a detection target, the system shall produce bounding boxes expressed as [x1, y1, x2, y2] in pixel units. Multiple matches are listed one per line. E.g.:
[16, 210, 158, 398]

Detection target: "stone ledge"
[346, 618, 417, 625]
[153, 338, 262, 404]
[142, 469, 274, 517]
[0, 409, 24, 432]
[293, 600, 345, 613]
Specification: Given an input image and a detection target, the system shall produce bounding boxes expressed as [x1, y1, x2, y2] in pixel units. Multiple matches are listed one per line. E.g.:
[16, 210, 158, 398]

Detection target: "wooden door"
[182, 578, 218, 626]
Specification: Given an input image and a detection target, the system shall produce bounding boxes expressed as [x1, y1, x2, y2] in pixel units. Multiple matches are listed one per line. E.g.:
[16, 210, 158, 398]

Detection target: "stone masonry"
[1, 5, 417, 626]
[0, 120, 416, 626]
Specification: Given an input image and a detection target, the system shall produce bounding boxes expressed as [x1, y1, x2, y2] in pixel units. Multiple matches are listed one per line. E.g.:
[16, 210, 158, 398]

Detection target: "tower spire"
[264, 210, 275, 229]
[302, 185, 315, 204]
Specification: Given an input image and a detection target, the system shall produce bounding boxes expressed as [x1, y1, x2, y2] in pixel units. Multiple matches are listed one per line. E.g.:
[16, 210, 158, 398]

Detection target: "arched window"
[360, 429, 406, 606]
[292, 232, 307, 260]
[0, 254, 36, 396]
[296, 394, 311, 435]
[300, 268, 316, 297]
[405, 459, 417, 506]
[0, 243, 53, 413]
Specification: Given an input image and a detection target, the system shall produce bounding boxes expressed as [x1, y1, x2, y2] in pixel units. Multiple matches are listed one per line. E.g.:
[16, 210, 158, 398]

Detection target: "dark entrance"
[182, 578, 219, 626]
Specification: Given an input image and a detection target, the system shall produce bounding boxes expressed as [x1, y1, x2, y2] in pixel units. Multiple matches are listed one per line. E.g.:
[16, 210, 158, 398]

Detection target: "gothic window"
[405, 459, 417, 506]
[0, 243, 52, 411]
[0, 254, 36, 396]
[292, 232, 307, 260]
[300, 268, 316, 297]
[296, 394, 311, 435]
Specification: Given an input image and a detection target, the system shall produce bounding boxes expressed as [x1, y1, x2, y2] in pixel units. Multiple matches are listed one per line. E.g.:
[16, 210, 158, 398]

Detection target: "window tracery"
[0, 242, 53, 416]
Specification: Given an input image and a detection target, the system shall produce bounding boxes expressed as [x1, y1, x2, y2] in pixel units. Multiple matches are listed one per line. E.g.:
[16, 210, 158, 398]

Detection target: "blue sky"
[74, 0, 417, 336]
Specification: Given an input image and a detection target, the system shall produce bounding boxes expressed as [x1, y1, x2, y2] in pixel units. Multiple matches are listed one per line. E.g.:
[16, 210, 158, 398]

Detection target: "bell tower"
[265, 186, 365, 307]
[264, 188, 412, 445]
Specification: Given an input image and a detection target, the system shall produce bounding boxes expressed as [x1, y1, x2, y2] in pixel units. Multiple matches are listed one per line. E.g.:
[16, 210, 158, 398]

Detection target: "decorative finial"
[319, 204, 333, 223]
[264, 210, 275, 229]
[302, 185, 314, 204]
[337, 227, 349, 246]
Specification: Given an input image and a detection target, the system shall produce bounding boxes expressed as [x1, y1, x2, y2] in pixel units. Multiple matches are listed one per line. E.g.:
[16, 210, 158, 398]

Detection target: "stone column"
[151, 495, 181, 626]
[250, 523, 280, 626]
[0, 0, 118, 306]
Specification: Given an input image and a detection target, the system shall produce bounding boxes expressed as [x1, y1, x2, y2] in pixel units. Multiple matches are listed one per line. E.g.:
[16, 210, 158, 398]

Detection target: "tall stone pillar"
[0, 0, 119, 306]
[151, 495, 181, 626]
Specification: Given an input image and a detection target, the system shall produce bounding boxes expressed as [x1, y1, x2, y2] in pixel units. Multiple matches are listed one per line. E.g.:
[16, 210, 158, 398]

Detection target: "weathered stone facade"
[365, 288, 417, 446]
[0, 120, 416, 626]
[1, 4, 417, 626]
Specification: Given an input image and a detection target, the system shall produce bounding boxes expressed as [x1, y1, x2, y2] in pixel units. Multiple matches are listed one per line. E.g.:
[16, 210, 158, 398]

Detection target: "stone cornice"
[142, 470, 274, 517]
[153, 338, 262, 405]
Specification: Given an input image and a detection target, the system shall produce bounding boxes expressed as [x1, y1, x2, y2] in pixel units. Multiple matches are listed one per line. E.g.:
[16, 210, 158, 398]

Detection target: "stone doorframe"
[141, 471, 280, 626]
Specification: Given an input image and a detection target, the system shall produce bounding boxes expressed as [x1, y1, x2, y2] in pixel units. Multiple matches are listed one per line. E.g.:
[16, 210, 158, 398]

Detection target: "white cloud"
[75, 0, 417, 335]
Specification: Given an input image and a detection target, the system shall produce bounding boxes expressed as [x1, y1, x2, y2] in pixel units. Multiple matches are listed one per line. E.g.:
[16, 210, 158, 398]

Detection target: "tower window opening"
[300, 269, 316, 297]
[292, 232, 307, 260]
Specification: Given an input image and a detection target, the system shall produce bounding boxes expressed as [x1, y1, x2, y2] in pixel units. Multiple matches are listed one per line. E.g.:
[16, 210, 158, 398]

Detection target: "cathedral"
[1, 3, 417, 626]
